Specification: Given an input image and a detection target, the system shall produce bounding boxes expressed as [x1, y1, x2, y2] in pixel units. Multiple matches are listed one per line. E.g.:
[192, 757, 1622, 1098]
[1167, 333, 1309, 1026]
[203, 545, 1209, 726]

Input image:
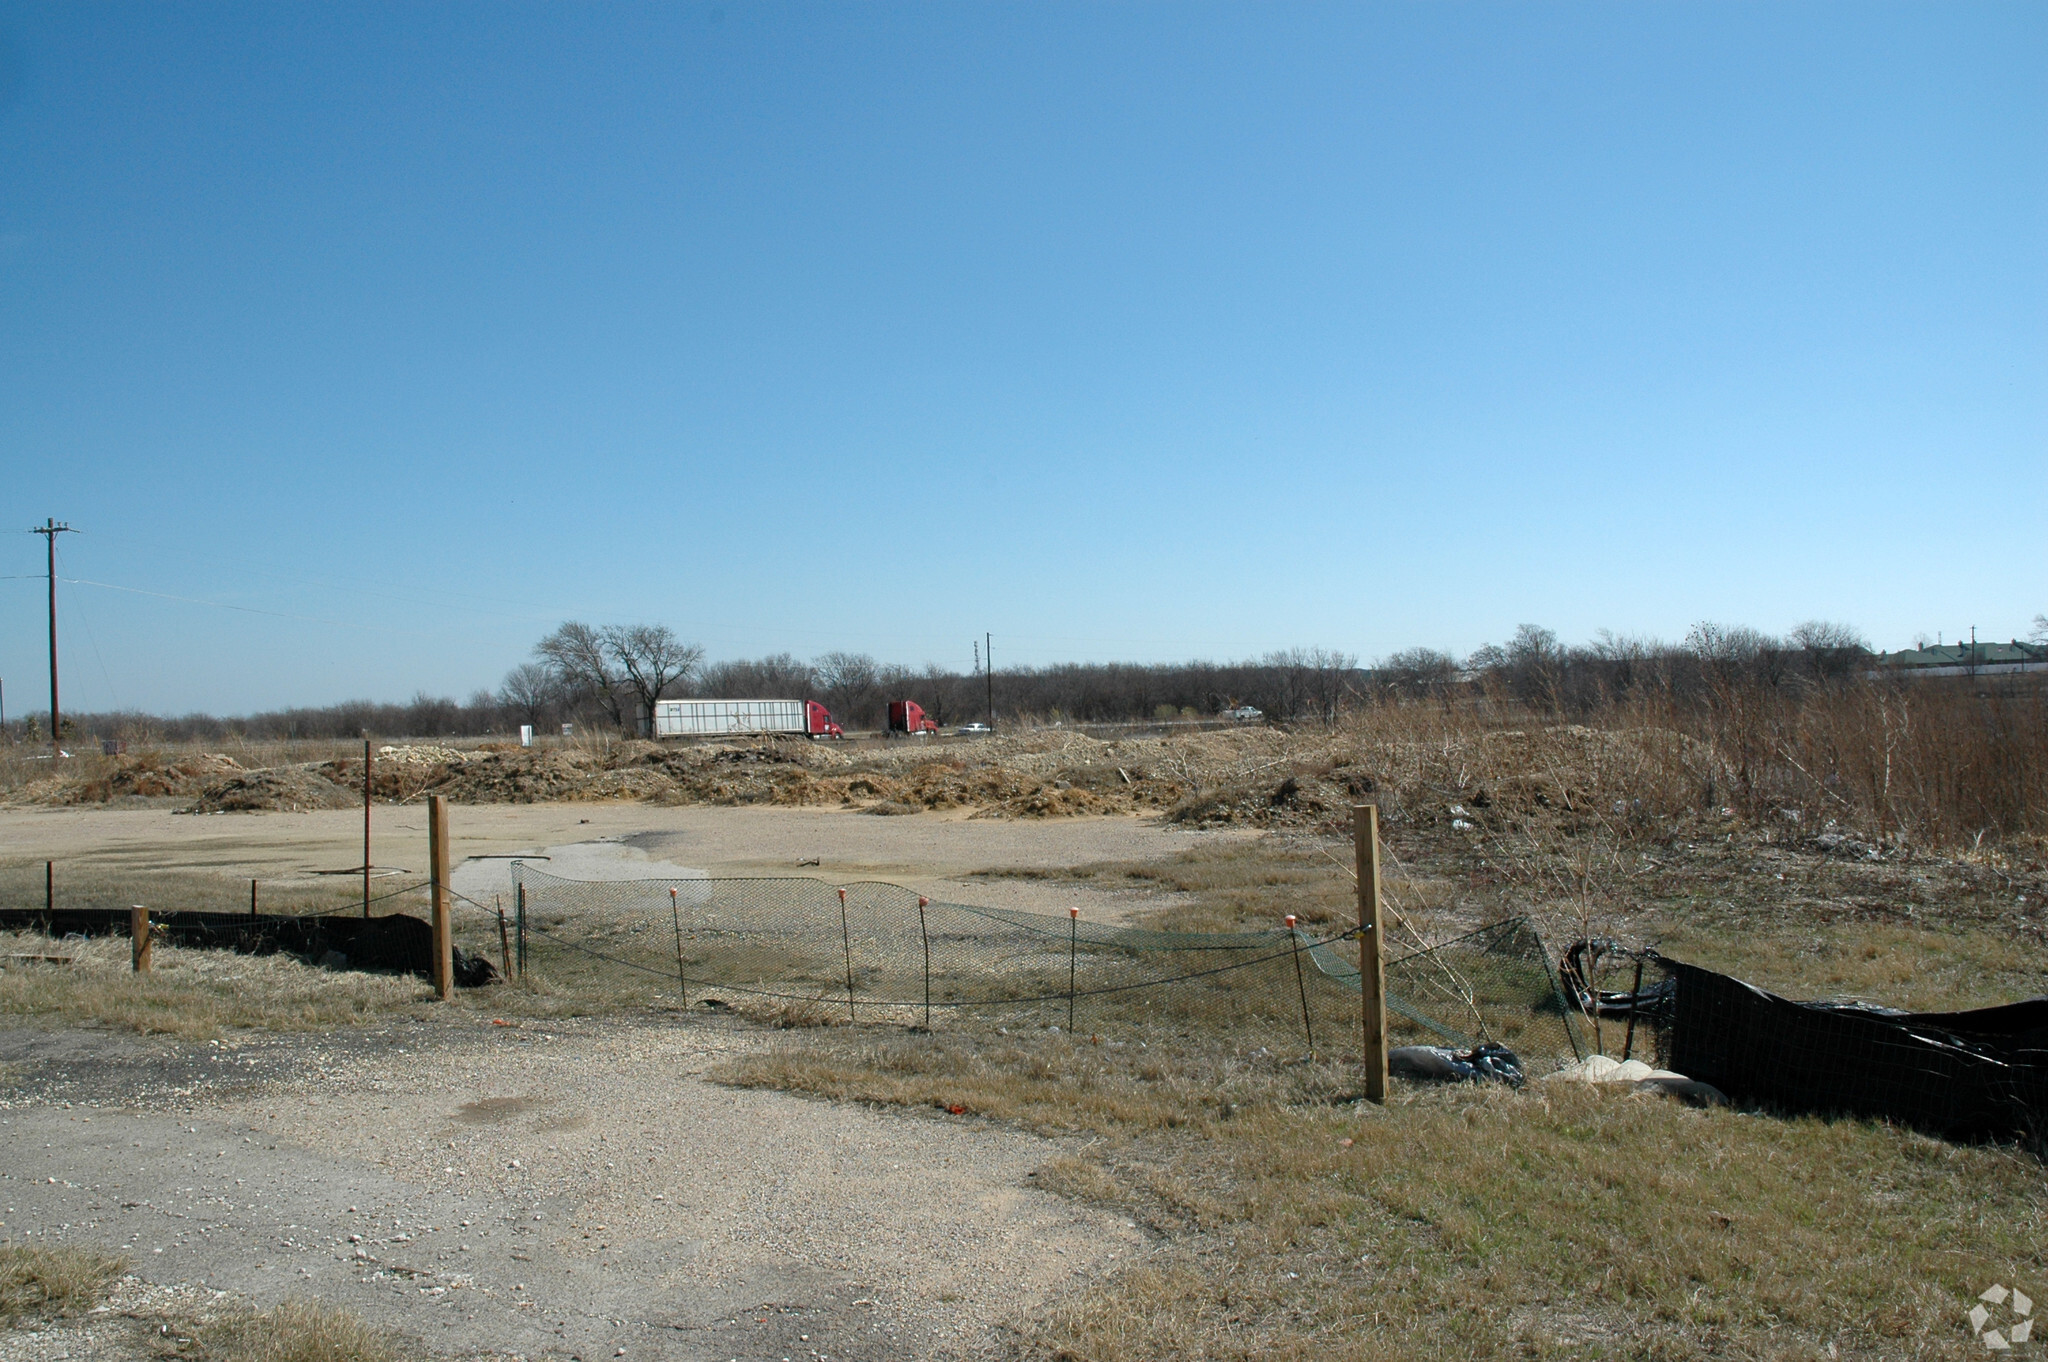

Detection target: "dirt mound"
[426, 748, 606, 803]
[53, 752, 245, 804]
[376, 743, 467, 767]
[184, 767, 361, 814]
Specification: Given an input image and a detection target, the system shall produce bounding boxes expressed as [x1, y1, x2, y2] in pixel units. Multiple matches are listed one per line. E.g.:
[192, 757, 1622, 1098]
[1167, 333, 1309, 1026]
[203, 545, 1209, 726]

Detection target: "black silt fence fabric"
[0, 906, 436, 979]
[1658, 957, 2048, 1142]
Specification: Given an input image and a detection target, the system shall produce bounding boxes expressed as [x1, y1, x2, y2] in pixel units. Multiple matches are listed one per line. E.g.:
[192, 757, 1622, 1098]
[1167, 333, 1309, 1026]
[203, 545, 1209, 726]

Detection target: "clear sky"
[1, 3, 2042, 715]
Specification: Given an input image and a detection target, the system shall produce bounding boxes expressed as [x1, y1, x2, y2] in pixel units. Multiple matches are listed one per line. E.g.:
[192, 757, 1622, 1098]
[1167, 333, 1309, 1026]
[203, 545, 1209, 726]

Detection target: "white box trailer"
[652, 698, 843, 739]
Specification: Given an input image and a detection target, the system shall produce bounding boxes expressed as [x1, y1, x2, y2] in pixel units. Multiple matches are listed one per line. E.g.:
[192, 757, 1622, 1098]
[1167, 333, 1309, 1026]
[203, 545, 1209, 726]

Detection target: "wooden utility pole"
[362, 737, 373, 918]
[31, 520, 76, 754]
[428, 794, 453, 1000]
[1354, 804, 1388, 1103]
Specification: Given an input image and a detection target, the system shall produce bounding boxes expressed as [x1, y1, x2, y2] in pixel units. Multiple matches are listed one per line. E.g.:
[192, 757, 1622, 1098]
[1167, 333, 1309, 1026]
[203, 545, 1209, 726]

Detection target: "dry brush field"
[3, 683, 2045, 1360]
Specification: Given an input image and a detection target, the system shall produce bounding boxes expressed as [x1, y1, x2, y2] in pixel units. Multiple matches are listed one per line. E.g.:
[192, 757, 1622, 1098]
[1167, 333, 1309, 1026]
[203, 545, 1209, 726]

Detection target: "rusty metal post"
[498, 896, 513, 982]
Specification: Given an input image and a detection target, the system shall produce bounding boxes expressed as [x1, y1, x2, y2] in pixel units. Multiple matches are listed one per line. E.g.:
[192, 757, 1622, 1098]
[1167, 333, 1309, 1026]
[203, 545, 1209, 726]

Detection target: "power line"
[55, 577, 437, 636]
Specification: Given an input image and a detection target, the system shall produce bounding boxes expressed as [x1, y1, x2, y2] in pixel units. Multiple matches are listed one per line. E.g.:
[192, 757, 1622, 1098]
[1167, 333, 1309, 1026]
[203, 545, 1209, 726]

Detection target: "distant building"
[1875, 640, 2048, 676]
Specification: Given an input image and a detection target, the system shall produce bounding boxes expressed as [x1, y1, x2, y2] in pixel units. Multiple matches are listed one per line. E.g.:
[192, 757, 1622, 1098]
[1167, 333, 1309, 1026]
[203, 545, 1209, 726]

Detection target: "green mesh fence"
[485, 866, 1585, 1062]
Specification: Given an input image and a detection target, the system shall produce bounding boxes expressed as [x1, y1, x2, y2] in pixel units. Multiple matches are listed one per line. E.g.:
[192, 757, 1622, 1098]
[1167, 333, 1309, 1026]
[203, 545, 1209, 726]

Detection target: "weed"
[168, 1298, 402, 1362]
[0, 1243, 126, 1326]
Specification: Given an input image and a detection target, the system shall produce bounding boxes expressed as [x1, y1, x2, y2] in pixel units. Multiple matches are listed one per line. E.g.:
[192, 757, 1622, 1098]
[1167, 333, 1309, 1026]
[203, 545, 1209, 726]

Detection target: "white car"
[955, 722, 992, 736]
[1225, 706, 1263, 722]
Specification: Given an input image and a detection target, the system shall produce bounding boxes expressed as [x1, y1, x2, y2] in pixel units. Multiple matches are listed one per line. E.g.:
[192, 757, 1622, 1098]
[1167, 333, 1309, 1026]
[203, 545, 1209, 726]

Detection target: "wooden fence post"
[428, 794, 453, 1001]
[1354, 804, 1387, 1103]
[130, 904, 151, 974]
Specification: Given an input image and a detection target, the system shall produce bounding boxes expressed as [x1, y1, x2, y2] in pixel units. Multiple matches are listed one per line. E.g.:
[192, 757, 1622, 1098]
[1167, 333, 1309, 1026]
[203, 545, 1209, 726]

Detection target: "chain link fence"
[493, 866, 1586, 1061]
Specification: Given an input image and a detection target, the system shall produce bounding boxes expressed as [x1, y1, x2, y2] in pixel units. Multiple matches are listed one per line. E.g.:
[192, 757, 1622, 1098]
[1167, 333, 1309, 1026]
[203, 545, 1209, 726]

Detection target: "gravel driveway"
[0, 1014, 1142, 1360]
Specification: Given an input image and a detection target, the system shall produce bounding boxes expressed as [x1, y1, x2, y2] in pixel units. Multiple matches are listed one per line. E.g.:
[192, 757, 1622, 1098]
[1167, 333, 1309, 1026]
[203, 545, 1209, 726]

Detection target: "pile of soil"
[57, 752, 246, 804]
[183, 767, 361, 814]
[11, 723, 1722, 835]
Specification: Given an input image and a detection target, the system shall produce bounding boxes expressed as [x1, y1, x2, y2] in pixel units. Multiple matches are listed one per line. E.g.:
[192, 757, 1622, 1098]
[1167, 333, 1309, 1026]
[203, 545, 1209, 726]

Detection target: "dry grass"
[720, 1021, 2047, 1360]
[160, 1298, 402, 1362]
[722, 829, 2048, 1361]
[0, 929, 436, 1038]
[13, 675, 2045, 852]
[726, 990, 851, 1029]
[0, 1243, 126, 1326]
[1025, 1084, 2046, 1361]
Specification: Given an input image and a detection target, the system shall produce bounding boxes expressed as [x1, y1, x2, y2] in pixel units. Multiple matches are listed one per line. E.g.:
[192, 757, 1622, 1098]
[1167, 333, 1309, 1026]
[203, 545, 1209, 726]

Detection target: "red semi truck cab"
[886, 700, 939, 735]
[807, 701, 844, 738]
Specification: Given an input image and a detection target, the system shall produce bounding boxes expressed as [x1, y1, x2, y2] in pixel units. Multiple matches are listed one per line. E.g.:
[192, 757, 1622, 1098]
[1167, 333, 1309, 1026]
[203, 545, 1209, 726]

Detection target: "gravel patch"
[0, 1014, 1143, 1360]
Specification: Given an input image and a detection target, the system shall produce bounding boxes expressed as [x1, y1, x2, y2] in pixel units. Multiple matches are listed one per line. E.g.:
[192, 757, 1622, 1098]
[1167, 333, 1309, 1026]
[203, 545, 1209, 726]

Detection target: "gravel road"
[0, 1013, 1144, 1360]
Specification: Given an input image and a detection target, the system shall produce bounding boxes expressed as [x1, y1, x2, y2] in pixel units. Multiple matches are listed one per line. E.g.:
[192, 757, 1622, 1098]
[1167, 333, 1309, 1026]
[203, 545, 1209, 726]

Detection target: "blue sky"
[1, 2, 2042, 714]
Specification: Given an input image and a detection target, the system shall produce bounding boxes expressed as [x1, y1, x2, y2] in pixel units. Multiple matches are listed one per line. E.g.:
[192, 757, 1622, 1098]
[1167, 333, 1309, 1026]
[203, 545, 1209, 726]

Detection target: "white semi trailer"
[652, 698, 844, 739]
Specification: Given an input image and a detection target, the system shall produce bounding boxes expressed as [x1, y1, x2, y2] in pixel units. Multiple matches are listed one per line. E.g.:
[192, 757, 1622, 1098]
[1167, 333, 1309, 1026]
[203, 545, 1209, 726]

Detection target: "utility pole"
[985, 632, 994, 731]
[31, 520, 77, 755]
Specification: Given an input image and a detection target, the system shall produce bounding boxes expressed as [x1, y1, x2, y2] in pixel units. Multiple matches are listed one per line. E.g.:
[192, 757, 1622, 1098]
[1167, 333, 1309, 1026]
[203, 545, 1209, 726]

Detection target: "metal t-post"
[918, 896, 932, 1031]
[515, 879, 527, 978]
[838, 887, 855, 1022]
[1067, 907, 1079, 1031]
[670, 886, 687, 1007]
[1287, 914, 1315, 1057]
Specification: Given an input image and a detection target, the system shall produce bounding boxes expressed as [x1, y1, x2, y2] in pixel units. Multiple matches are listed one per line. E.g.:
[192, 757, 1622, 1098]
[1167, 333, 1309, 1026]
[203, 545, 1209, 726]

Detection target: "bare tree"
[815, 651, 882, 730]
[698, 653, 816, 699]
[2031, 614, 2047, 645]
[535, 622, 627, 728]
[1304, 646, 1357, 722]
[498, 662, 559, 729]
[1471, 625, 1566, 709]
[1788, 621, 1869, 681]
[601, 625, 704, 735]
[1379, 647, 1460, 699]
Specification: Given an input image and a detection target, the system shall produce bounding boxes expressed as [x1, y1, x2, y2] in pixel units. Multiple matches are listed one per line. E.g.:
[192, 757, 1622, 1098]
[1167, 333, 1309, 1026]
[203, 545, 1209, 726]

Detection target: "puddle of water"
[451, 839, 707, 905]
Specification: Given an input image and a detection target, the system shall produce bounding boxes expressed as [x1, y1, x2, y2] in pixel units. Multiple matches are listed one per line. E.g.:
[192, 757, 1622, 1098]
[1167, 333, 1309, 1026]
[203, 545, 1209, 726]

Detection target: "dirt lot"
[0, 1008, 1147, 1362]
[5, 710, 2045, 1361]
[0, 801, 1253, 925]
[0, 801, 1234, 1361]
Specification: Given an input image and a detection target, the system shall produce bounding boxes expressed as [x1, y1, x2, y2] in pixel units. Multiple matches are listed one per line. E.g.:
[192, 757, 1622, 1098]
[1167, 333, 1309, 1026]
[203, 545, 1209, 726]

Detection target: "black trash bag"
[452, 947, 500, 988]
[1559, 938, 1676, 1021]
[1389, 1042, 1524, 1088]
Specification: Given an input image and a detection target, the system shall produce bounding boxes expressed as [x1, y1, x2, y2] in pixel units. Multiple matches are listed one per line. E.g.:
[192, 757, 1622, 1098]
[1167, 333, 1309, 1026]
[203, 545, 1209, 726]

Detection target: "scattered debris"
[1389, 1043, 1525, 1087]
